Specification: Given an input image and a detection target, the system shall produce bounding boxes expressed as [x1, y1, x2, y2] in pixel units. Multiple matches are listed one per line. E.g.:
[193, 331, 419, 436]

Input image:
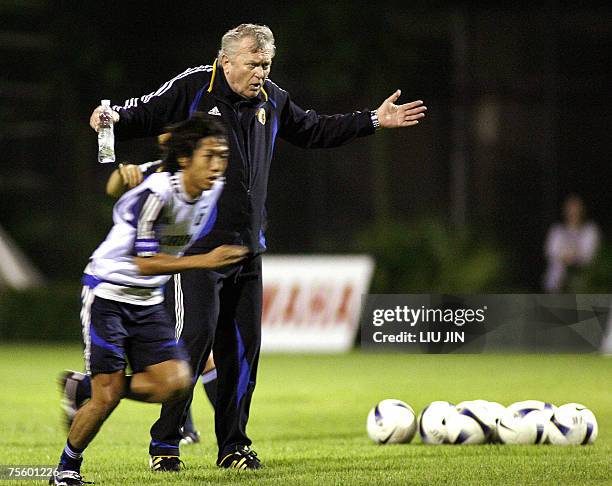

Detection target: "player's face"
[222, 38, 272, 99]
[181, 136, 228, 197]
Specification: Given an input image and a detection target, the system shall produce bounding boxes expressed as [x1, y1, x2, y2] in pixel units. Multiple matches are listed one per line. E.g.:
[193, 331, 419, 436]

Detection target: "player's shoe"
[149, 455, 184, 472]
[216, 445, 262, 470]
[49, 470, 92, 485]
[179, 429, 201, 446]
[59, 370, 90, 430]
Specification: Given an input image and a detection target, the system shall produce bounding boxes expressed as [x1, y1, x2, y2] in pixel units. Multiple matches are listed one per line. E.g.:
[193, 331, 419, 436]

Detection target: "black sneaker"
[49, 469, 93, 485]
[59, 371, 89, 430]
[149, 455, 184, 472]
[179, 430, 201, 446]
[217, 445, 262, 470]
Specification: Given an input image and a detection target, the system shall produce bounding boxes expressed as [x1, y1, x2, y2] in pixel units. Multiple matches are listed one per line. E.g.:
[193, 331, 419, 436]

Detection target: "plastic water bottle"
[97, 99, 115, 163]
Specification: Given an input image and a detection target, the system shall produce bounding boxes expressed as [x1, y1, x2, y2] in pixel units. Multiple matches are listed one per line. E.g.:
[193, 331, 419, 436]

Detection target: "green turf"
[1, 345, 611, 485]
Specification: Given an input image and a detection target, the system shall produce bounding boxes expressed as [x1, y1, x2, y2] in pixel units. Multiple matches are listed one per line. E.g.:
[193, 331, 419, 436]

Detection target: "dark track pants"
[149, 256, 262, 459]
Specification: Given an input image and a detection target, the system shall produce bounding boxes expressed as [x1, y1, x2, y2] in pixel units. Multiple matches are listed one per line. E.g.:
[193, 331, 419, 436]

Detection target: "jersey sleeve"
[131, 190, 165, 257]
[112, 66, 212, 140]
[140, 160, 163, 179]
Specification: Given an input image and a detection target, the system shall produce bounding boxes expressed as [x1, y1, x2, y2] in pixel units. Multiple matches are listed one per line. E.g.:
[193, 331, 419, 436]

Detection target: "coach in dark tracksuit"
[89, 23, 426, 470]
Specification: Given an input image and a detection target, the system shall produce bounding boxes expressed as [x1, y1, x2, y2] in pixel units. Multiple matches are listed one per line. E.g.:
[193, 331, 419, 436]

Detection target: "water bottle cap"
[101, 99, 111, 107]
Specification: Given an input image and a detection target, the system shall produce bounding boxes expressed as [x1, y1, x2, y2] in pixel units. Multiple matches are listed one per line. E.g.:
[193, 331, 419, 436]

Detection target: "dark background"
[1, 1, 610, 291]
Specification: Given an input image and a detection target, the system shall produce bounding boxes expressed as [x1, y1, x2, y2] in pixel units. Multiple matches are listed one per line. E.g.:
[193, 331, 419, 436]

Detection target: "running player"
[105, 155, 217, 446]
[51, 113, 247, 486]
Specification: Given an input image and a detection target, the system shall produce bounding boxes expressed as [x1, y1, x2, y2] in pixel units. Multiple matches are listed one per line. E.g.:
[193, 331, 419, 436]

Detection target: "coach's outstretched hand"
[376, 90, 427, 129]
[90, 105, 121, 132]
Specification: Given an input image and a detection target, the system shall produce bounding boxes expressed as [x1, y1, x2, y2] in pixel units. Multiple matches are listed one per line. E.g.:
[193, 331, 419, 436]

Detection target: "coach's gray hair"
[218, 24, 276, 60]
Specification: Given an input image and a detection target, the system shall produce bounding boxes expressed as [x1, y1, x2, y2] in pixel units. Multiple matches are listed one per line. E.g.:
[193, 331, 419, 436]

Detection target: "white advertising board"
[261, 255, 374, 352]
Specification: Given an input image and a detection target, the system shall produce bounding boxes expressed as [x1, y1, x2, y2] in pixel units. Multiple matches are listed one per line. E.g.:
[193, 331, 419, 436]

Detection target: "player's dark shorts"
[80, 286, 188, 375]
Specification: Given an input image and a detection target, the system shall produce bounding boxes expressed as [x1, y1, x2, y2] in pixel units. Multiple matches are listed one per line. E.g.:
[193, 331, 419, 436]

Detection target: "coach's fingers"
[399, 99, 424, 110]
[403, 111, 426, 122]
[385, 89, 402, 105]
[89, 106, 120, 131]
[89, 106, 103, 131]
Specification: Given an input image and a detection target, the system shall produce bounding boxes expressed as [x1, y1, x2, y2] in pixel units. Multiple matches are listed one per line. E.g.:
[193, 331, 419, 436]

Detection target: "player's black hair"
[160, 112, 227, 173]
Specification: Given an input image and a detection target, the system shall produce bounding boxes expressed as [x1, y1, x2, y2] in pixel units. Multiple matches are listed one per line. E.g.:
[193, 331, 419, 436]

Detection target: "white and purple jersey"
[84, 171, 223, 305]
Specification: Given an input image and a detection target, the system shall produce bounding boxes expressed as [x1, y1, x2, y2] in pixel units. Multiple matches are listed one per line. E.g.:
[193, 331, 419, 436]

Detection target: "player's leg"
[65, 372, 124, 447]
[53, 292, 128, 485]
[148, 269, 221, 470]
[126, 359, 191, 403]
[60, 293, 192, 421]
[214, 256, 263, 469]
[53, 371, 125, 485]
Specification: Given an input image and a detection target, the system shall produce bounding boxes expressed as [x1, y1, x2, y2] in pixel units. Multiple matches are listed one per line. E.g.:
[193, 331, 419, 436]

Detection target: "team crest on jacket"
[257, 108, 266, 125]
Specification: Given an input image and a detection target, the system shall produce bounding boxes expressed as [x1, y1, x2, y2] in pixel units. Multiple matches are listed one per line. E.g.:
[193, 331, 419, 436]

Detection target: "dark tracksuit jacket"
[113, 59, 376, 457]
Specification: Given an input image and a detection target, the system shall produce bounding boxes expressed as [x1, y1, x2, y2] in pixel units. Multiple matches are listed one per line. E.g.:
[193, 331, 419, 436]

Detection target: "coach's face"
[181, 136, 229, 197]
[221, 37, 272, 99]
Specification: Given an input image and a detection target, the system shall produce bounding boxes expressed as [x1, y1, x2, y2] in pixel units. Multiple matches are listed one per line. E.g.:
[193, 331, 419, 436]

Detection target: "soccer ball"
[507, 400, 556, 420]
[483, 401, 507, 443]
[497, 408, 548, 444]
[453, 400, 497, 443]
[418, 401, 455, 444]
[575, 405, 599, 445]
[366, 399, 417, 444]
[445, 408, 489, 444]
[546, 403, 593, 445]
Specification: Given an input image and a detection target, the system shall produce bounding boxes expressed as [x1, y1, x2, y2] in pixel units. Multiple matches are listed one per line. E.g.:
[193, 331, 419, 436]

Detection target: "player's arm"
[106, 164, 144, 198]
[129, 189, 248, 275]
[134, 246, 249, 275]
[106, 160, 163, 198]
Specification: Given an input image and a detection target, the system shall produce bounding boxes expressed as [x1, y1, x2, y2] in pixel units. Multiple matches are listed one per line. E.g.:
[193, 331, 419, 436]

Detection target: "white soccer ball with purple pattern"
[418, 401, 455, 444]
[483, 401, 507, 443]
[366, 399, 417, 444]
[497, 408, 548, 444]
[507, 400, 556, 420]
[453, 400, 498, 444]
[546, 403, 596, 445]
[445, 409, 489, 444]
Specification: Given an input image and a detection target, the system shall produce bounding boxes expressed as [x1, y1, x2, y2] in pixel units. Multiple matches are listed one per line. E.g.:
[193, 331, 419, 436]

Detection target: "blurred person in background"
[543, 194, 600, 292]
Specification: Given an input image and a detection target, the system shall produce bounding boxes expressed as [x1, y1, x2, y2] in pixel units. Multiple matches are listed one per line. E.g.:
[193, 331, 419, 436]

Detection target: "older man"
[88, 23, 426, 470]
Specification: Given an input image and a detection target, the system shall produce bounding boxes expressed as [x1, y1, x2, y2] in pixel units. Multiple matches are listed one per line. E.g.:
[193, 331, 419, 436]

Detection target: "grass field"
[1, 345, 611, 485]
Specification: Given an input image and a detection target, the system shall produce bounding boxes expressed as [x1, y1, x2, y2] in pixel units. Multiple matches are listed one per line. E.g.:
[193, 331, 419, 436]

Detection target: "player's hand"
[89, 105, 120, 132]
[118, 163, 144, 189]
[201, 245, 250, 268]
[376, 90, 426, 129]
